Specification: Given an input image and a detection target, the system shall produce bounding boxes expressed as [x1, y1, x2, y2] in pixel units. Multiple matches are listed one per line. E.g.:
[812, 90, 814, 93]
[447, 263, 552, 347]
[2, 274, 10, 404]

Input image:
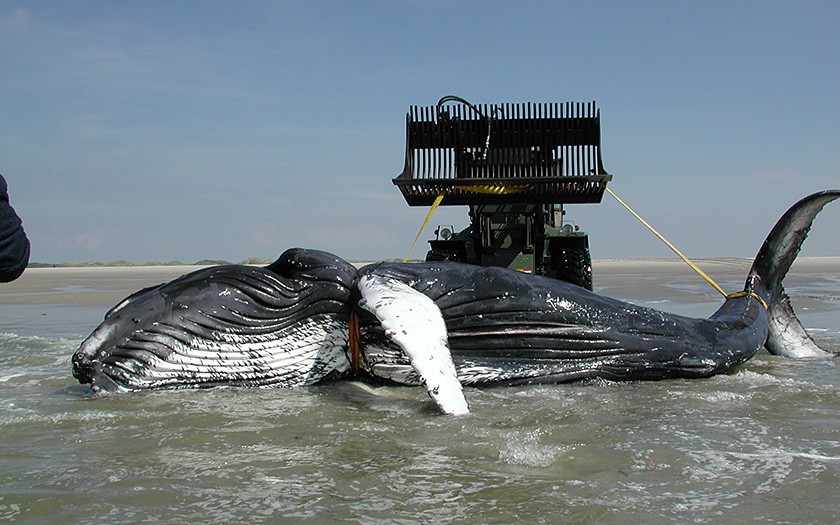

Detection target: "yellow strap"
[402, 185, 524, 262]
[603, 185, 767, 310]
[725, 290, 769, 310]
[403, 192, 445, 262]
[454, 184, 530, 195]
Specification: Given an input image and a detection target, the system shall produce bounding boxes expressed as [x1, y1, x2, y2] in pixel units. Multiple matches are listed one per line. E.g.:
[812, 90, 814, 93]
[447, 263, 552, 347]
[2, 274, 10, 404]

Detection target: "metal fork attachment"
[393, 97, 612, 206]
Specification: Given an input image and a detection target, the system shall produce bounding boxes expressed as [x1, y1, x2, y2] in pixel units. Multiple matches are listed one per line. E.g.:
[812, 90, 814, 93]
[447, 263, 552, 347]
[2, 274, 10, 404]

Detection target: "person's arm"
[0, 174, 30, 282]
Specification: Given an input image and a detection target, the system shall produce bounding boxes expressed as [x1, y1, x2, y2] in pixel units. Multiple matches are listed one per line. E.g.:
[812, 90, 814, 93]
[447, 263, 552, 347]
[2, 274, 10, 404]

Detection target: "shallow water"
[1, 265, 838, 523]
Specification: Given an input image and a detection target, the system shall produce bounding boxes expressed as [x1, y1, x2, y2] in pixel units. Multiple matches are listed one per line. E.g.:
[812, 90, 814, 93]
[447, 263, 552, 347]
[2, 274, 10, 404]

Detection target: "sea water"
[1, 264, 838, 524]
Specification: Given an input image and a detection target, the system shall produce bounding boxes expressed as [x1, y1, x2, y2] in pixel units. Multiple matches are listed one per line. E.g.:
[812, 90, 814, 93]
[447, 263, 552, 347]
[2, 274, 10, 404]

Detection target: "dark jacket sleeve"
[0, 175, 30, 282]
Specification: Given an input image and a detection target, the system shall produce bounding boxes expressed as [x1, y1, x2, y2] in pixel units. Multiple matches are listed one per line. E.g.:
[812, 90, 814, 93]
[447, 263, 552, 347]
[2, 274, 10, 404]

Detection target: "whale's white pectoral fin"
[357, 274, 469, 416]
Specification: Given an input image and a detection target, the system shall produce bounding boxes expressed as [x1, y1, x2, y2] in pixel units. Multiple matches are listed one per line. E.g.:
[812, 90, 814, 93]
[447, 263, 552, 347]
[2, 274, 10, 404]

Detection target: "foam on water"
[498, 429, 563, 467]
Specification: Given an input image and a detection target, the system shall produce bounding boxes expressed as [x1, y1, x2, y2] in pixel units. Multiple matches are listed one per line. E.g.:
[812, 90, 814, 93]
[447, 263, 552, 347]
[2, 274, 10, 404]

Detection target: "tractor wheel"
[553, 245, 593, 290]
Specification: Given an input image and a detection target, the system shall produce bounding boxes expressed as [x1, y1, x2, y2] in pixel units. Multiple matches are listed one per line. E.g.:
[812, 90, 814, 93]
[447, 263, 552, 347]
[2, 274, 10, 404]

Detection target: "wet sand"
[0, 265, 204, 307]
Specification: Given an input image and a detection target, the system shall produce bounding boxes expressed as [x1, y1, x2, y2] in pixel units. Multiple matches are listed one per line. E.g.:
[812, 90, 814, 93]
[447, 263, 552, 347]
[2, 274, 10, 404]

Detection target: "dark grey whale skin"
[72, 191, 839, 392]
[359, 260, 768, 386]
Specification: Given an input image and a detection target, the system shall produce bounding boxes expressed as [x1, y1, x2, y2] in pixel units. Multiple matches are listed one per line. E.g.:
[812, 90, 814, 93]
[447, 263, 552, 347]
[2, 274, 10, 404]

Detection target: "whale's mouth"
[72, 252, 358, 392]
[74, 313, 353, 392]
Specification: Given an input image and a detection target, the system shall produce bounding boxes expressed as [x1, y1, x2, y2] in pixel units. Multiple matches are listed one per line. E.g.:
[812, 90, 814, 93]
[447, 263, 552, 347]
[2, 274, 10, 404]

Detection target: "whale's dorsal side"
[357, 274, 469, 415]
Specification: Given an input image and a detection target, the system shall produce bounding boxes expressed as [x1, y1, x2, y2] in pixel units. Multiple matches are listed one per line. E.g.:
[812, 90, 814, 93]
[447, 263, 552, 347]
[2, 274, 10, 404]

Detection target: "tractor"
[392, 96, 612, 290]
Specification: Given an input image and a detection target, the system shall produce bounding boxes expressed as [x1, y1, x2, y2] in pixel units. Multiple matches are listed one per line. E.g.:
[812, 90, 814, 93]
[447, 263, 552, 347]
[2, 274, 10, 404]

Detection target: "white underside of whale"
[116, 315, 350, 389]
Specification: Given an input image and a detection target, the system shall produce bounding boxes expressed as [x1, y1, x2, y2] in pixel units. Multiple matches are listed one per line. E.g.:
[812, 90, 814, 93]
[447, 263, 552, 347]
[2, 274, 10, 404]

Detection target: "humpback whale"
[72, 191, 839, 415]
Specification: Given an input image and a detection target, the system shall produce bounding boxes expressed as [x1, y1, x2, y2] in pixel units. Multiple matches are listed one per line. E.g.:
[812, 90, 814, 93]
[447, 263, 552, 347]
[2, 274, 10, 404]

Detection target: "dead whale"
[72, 190, 839, 415]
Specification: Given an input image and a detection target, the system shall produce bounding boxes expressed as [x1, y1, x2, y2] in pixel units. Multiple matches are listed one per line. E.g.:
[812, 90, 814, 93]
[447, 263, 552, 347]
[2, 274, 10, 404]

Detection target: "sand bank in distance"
[1, 257, 837, 309]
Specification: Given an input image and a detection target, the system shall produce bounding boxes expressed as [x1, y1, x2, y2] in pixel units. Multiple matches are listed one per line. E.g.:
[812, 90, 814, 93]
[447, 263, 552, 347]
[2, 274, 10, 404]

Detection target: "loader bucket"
[393, 96, 613, 206]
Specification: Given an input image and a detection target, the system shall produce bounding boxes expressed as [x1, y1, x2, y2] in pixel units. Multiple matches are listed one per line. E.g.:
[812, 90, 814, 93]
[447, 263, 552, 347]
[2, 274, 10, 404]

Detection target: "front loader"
[392, 96, 613, 289]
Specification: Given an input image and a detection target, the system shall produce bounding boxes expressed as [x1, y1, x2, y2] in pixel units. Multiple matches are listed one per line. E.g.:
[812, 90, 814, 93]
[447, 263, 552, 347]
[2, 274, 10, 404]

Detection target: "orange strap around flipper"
[349, 308, 361, 372]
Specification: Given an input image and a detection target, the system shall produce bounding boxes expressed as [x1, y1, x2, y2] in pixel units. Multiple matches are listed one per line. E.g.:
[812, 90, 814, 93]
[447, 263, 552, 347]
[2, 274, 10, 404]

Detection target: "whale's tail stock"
[744, 190, 840, 358]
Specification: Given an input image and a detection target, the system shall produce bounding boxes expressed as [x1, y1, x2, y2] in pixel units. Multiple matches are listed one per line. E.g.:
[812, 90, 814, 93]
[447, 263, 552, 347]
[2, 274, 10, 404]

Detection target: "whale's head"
[72, 249, 357, 392]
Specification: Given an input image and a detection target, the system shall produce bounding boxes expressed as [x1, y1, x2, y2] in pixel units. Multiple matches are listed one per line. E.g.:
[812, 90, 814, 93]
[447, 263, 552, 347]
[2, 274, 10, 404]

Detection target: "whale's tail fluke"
[746, 190, 840, 358]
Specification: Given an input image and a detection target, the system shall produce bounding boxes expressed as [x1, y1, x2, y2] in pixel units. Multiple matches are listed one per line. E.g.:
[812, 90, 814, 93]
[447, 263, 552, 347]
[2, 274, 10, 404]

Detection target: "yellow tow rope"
[403, 192, 445, 262]
[453, 184, 530, 195]
[399, 184, 767, 310]
[603, 185, 768, 310]
[403, 185, 531, 261]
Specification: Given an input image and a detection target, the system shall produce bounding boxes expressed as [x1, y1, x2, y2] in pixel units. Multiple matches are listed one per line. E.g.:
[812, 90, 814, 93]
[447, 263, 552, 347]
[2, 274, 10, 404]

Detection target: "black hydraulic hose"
[436, 95, 499, 161]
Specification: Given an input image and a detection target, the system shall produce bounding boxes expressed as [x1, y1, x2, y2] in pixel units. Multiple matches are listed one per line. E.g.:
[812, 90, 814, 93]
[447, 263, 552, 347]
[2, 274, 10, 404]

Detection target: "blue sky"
[1, 1, 838, 263]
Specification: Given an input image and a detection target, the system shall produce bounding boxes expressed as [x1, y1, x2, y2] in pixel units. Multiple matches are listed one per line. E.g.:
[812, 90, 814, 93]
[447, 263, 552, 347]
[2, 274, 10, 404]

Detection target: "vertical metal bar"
[416, 105, 422, 184]
[424, 105, 430, 179]
[534, 101, 540, 178]
[537, 100, 540, 177]
[592, 101, 596, 175]
[535, 101, 540, 178]
[591, 101, 596, 175]
[581, 102, 586, 176]
[452, 103, 459, 179]
[577, 102, 583, 176]
[475, 103, 481, 178]
[541, 102, 547, 177]
[584, 101, 590, 175]
[509, 102, 514, 178]
[431, 105, 436, 180]
[555, 101, 561, 176]
[527, 102, 533, 178]
[522, 101, 527, 178]
[411, 106, 417, 182]
[433, 105, 439, 181]
[549, 102, 555, 176]
[570, 102, 575, 176]
[579, 102, 585, 176]
[423, 104, 428, 180]
[507, 102, 514, 178]
[584, 101, 589, 175]
[594, 100, 601, 181]
[517, 102, 522, 178]
[416, 106, 422, 179]
[496, 103, 502, 179]
[561, 101, 567, 177]
[406, 106, 417, 184]
[559, 101, 564, 176]
[444, 133, 449, 180]
[544, 101, 550, 183]
[440, 102, 446, 179]
[591, 104, 596, 177]
[560, 102, 569, 175]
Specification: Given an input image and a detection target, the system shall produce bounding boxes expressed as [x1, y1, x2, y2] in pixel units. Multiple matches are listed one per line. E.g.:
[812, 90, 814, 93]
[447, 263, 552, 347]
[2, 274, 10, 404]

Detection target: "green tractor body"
[427, 203, 592, 289]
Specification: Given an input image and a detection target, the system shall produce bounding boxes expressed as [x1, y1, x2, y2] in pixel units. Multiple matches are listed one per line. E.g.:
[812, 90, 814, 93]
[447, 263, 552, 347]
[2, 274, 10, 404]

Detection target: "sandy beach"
[2, 257, 838, 310]
[0, 265, 205, 307]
